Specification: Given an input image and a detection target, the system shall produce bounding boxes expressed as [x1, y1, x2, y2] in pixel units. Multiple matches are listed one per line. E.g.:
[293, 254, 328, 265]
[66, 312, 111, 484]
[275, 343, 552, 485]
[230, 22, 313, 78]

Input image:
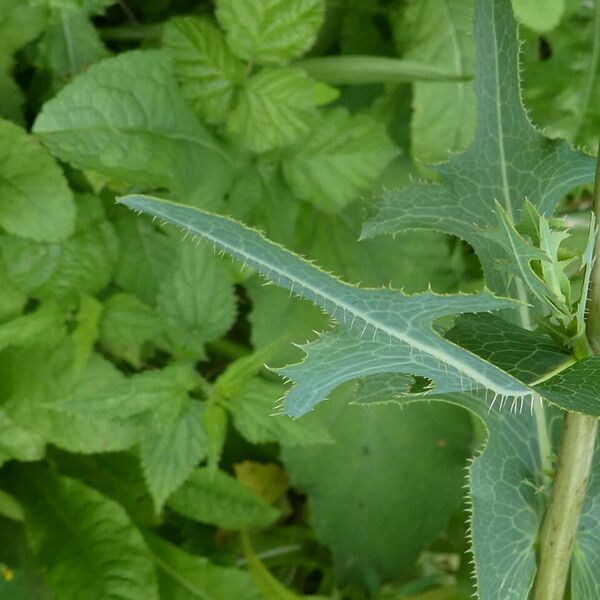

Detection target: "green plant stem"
[532, 149, 600, 600]
[533, 412, 597, 600]
[294, 55, 472, 85]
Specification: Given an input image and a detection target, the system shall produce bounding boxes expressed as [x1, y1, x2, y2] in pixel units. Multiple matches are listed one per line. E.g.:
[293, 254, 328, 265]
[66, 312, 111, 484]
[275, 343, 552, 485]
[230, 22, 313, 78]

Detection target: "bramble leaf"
[228, 67, 321, 153]
[0, 119, 75, 242]
[281, 108, 399, 212]
[215, 0, 325, 64]
[157, 242, 236, 357]
[119, 195, 533, 416]
[11, 465, 159, 600]
[229, 378, 333, 446]
[141, 400, 206, 512]
[167, 467, 280, 528]
[163, 16, 244, 124]
[33, 50, 233, 208]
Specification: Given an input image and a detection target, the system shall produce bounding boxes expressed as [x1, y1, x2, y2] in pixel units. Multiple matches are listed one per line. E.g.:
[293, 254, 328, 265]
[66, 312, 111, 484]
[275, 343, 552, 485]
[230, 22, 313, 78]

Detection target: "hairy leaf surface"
[119, 195, 533, 416]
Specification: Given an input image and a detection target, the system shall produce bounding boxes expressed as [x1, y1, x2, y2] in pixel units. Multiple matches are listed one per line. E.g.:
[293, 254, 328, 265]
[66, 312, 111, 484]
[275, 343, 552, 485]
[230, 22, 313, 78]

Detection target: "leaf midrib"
[135, 199, 528, 396]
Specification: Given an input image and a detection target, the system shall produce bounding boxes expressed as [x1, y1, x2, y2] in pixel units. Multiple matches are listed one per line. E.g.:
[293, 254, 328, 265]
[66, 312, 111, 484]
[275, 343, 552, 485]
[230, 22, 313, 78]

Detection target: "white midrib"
[490, 3, 551, 472]
[149, 204, 530, 397]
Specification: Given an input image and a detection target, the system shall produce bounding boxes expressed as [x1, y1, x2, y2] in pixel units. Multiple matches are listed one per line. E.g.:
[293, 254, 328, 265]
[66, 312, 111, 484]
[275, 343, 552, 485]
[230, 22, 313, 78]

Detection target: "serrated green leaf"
[11, 465, 159, 600]
[167, 467, 280, 529]
[363, 0, 595, 315]
[157, 241, 236, 357]
[230, 378, 333, 446]
[0, 408, 45, 468]
[33, 50, 232, 208]
[512, 0, 565, 32]
[99, 293, 166, 367]
[119, 195, 534, 417]
[113, 212, 178, 305]
[202, 402, 228, 475]
[228, 67, 320, 153]
[281, 386, 471, 588]
[0, 302, 64, 353]
[215, 0, 325, 64]
[141, 400, 206, 512]
[0, 235, 60, 294]
[395, 0, 476, 163]
[33, 194, 118, 300]
[163, 16, 244, 124]
[146, 534, 261, 600]
[281, 108, 398, 212]
[0, 118, 75, 242]
[72, 294, 103, 378]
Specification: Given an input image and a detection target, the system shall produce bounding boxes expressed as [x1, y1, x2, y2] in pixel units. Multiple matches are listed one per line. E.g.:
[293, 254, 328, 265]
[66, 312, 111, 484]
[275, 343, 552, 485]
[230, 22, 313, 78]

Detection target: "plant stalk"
[532, 148, 600, 600]
[294, 55, 472, 85]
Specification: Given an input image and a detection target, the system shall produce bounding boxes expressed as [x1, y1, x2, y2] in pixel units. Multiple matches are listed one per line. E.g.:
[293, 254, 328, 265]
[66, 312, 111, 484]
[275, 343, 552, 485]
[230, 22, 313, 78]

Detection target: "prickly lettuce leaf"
[119, 194, 533, 417]
[363, 0, 595, 306]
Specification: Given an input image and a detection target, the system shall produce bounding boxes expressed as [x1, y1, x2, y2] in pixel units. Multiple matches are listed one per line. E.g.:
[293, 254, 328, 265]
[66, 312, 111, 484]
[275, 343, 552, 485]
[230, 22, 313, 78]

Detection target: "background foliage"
[0, 0, 598, 599]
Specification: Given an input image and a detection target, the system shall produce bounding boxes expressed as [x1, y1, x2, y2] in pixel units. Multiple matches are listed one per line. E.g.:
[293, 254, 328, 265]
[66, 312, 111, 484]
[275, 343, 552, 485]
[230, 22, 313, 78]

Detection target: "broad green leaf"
[71, 294, 103, 378]
[0, 119, 75, 241]
[119, 195, 534, 417]
[146, 534, 261, 600]
[0, 69, 25, 124]
[0, 235, 61, 294]
[47, 363, 202, 456]
[157, 241, 236, 357]
[113, 212, 177, 305]
[11, 465, 159, 600]
[215, 0, 325, 64]
[163, 16, 244, 124]
[228, 67, 320, 153]
[0, 270, 25, 321]
[99, 293, 166, 367]
[281, 386, 472, 588]
[281, 108, 399, 212]
[141, 400, 206, 512]
[0, 302, 64, 353]
[229, 378, 333, 446]
[394, 0, 476, 163]
[0, 0, 46, 57]
[33, 50, 232, 208]
[523, 4, 600, 151]
[512, 0, 565, 32]
[167, 467, 280, 529]
[362, 0, 595, 314]
[33, 194, 118, 300]
[37, 8, 109, 82]
[0, 408, 45, 468]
